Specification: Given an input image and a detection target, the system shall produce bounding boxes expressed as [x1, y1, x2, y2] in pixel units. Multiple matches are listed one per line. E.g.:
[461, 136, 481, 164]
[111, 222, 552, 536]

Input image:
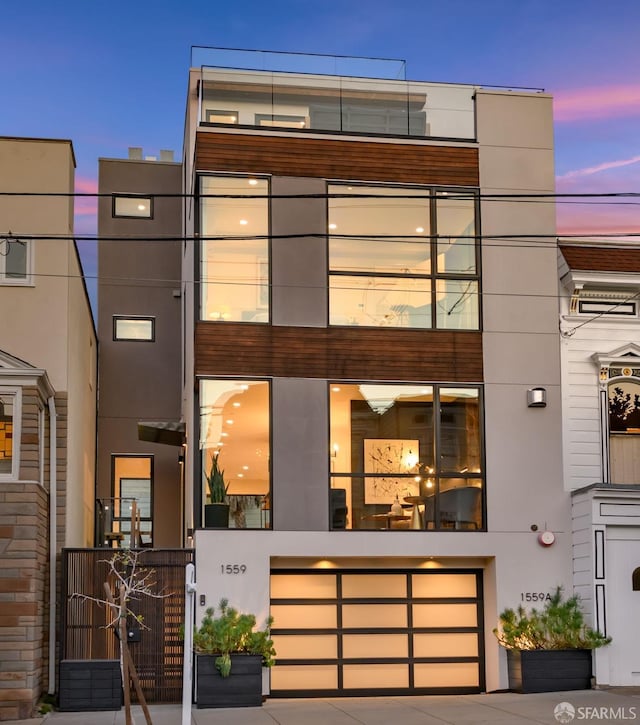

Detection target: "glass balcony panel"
[200, 67, 476, 139]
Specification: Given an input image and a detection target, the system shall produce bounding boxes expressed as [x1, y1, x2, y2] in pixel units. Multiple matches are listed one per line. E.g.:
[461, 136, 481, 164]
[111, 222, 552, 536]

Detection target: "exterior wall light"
[527, 387, 547, 408]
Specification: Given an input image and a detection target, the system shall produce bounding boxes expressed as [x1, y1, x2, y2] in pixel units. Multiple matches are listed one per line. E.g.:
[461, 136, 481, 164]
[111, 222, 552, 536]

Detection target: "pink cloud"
[558, 155, 640, 181]
[554, 85, 640, 122]
[74, 175, 97, 219]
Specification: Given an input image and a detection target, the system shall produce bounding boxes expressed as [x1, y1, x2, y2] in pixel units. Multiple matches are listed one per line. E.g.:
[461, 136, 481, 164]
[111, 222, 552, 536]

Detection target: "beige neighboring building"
[0, 137, 96, 720]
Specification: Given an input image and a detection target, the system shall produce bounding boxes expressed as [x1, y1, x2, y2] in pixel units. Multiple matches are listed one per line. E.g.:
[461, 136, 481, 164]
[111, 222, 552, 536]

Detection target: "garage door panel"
[412, 573, 477, 598]
[342, 603, 407, 628]
[414, 662, 479, 688]
[343, 664, 409, 689]
[414, 632, 478, 658]
[343, 633, 408, 658]
[271, 664, 338, 690]
[271, 573, 337, 599]
[272, 634, 337, 659]
[413, 603, 477, 627]
[342, 573, 407, 598]
[271, 603, 337, 628]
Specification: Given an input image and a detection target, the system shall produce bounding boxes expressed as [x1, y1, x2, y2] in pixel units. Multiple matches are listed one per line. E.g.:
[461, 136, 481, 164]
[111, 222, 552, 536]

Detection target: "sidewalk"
[16, 688, 640, 725]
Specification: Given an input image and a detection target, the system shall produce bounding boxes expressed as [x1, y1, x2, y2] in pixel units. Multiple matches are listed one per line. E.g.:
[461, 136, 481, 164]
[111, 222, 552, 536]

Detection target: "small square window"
[113, 316, 155, 341]
[113, 195, 153, 218]
[205, 109, 239, 124]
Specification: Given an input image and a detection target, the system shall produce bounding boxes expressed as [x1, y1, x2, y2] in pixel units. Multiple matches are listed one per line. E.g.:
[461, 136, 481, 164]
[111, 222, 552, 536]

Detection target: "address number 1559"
[221, 564, 247, 574]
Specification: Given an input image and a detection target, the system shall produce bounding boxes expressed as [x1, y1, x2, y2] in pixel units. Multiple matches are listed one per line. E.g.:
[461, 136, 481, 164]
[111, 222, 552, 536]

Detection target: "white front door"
[606, 526, 640, 685]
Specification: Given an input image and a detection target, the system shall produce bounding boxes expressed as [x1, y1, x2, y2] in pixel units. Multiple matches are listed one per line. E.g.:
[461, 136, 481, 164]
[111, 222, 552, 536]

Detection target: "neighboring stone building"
[0, 137, 96, 720]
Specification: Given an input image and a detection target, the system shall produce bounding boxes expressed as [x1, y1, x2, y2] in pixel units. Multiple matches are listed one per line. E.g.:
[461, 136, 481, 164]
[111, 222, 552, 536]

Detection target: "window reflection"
[329, 384, 482, 530]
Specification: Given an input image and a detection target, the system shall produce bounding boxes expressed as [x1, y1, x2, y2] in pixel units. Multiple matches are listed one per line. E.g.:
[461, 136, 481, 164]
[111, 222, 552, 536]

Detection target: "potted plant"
[193, 598, 276, 708]
[494, 586, 611, 693]
[204, 453, 230, 528]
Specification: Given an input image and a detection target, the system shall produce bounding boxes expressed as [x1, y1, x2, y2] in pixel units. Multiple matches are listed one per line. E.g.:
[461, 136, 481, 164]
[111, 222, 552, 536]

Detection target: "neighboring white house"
[560, 238, 640, 686]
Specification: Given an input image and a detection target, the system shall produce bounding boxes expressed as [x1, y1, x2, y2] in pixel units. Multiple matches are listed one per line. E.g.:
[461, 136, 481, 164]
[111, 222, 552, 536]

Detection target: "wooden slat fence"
[61, 548, 194, 703]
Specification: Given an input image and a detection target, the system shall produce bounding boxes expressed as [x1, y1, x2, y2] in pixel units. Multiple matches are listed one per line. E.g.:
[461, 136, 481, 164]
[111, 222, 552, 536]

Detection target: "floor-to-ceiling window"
[199, 175, 269, 323]
[329, 383, 483, 530]
[199, 379, 270, 528]
[328, 184, 478, 329]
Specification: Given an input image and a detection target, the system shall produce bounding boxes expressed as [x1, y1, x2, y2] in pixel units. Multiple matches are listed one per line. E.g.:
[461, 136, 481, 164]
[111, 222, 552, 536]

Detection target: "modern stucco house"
[179, 50, 565, 696]
[0, 137, 96, 720]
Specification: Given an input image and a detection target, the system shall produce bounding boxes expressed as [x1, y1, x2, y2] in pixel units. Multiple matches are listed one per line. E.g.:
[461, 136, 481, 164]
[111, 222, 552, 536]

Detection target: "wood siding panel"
[196, 132, 479, 187]
[195, 323, 482, 382]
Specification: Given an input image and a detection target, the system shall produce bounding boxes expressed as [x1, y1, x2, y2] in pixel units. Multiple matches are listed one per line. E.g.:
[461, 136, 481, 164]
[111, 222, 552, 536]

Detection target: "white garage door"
[270, 568, 484, 696]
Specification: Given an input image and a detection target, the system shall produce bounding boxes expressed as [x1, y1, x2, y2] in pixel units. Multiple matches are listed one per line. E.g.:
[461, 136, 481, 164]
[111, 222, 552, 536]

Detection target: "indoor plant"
[204, 453, 230, 528]
[193, 598, 276, 708]
[494, 586, 611, 693]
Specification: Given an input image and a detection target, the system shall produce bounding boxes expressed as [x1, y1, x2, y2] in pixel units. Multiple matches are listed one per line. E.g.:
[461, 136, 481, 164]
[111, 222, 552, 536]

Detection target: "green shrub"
[194, 598, 275, 677]
[494, 586, 611, 651]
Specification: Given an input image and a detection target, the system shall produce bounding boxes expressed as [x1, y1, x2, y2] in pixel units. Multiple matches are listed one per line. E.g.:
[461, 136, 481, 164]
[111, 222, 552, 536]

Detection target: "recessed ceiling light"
[137, 203, 146, 211]
[332, 386, 341, 392]
[239, 384, 249, 390]
[329, 223, 337, 230]
[232, 402, 241, 408]
[248, 179, 258, 186]
[221, 433, 229, 438]
[239, 219, 248, 225]
[230, 116, 237, 122]
[226, 419, 234, 425]
[242, 465, 249, 470]
[416, 227, 425, 233]
[237, 473, 244, 478]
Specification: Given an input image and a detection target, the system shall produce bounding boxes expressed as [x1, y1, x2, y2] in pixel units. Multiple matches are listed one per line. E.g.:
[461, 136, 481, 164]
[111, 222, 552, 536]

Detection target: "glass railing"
[198, 67, 476, 140]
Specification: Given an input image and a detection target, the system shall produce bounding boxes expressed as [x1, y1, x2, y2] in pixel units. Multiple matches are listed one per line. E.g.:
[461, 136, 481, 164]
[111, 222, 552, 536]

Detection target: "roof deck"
[192, 47, 478, 140]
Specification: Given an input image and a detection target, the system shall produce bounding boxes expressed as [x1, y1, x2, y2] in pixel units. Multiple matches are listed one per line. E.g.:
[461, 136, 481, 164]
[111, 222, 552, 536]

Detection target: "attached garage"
[270, 568, 484, 696]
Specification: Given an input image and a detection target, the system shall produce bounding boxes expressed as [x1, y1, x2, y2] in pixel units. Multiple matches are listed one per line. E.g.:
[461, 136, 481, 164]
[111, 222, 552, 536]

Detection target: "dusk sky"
[3, 0, 640, 289]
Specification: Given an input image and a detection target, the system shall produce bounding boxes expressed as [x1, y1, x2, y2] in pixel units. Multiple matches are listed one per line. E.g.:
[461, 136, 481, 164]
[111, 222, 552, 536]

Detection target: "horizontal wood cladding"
[195, 323, 483, 382]
[195, 132, 479, 187]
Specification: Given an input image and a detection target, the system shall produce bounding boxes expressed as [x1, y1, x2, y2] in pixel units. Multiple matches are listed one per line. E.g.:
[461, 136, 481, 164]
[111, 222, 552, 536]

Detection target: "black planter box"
[507, 649, 593, 693]
[59, 659, 122, 711]
[204, 503, 230, 528]
[196, 654, 262, 708]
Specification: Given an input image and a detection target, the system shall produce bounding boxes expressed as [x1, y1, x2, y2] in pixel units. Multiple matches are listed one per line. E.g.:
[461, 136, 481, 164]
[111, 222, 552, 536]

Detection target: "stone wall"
[0, 390, 67, 720]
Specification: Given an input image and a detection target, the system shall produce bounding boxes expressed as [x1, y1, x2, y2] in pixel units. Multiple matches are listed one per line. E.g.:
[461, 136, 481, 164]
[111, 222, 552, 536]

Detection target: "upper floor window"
[199, 176, 269, 323]
[0, 391, 20, 479]
[200, 379, 270, 529]
[113, 316, 155, 341]
[0, 235, 30, 284]
[328, 184, 479, 329]
[330, 383, 483, 531]
[112, 195, 153, 218]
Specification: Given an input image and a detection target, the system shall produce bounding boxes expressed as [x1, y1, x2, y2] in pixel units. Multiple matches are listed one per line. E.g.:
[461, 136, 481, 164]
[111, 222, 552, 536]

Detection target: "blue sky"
[2, 0, 639, 281]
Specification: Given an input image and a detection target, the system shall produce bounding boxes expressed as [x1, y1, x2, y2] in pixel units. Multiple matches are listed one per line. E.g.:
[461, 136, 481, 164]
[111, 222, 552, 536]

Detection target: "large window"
[0, 236, 29, 283]
[107, 456, 153, 547]
[328, 184, 478, 329]
[200, 176, 269, 323]
[330, 383, 483, 530]
[200, 379, 270, 528]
